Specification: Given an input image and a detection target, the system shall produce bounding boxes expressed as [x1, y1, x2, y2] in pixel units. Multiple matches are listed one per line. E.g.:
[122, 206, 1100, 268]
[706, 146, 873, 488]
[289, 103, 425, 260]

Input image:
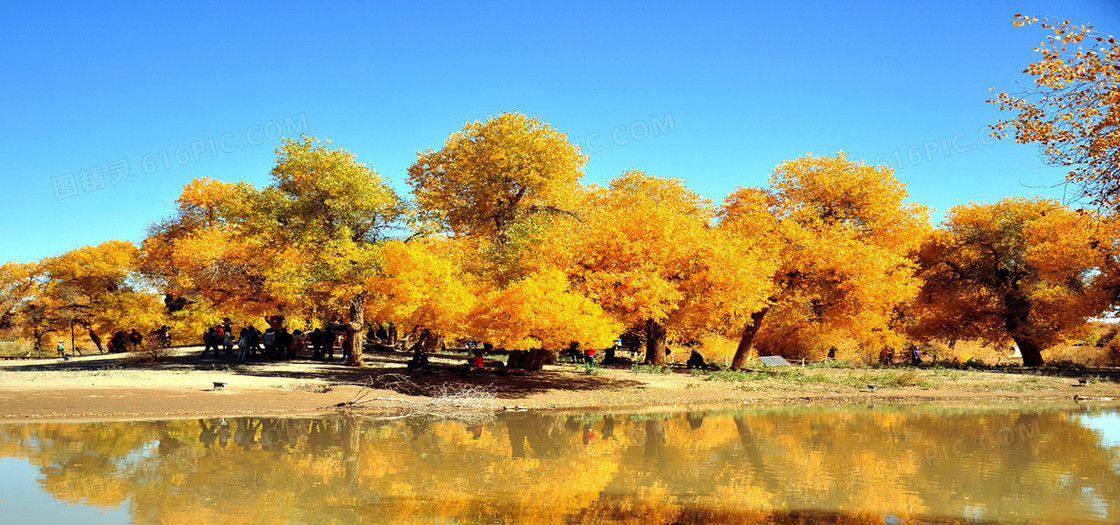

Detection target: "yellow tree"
[260, 135, 405, 366]
[9, 241, 165, 353]
[140, 178, 288, 337]
[0, 262, 37, 333]
[537, 171, 774, 365]
[407, 111, 586, 292]
[365, 237, 477, 345]
[909, 198, 1119, 366]
[404, 112, 615, 364]
[468, 269, 622, 355]
[720, 153, 930, 368]
[407, 111, 586, 248]
[989, 15, 1120, 207]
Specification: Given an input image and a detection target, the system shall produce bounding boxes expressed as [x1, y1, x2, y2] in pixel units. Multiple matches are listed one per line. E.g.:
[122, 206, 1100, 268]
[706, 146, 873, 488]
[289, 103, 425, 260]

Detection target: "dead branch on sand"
[332, 373, 497, 422]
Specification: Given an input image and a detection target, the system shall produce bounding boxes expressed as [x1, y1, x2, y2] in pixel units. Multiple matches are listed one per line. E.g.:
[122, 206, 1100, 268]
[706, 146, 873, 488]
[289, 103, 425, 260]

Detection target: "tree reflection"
[0, 404, 1117, 524]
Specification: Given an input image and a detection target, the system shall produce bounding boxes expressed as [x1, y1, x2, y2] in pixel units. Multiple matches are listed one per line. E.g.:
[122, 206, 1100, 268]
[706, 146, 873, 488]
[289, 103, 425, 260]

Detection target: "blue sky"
[2, 0, 1119, 263]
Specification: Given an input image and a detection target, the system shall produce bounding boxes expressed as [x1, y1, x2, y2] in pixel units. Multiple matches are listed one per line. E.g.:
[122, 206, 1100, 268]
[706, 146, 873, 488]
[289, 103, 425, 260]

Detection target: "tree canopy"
[7, 112, 1120, 368]
[909, 198, 1119, 366]
[990, 14, 1120, 208]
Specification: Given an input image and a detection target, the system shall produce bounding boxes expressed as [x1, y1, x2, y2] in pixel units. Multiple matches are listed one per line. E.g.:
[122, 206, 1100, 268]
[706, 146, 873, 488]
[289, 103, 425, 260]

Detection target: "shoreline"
[1, 347, 1117, 421]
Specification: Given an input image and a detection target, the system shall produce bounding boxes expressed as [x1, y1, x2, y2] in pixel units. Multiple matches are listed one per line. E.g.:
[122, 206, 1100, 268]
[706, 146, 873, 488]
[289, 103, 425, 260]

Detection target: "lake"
[0, 402, 1117, 524]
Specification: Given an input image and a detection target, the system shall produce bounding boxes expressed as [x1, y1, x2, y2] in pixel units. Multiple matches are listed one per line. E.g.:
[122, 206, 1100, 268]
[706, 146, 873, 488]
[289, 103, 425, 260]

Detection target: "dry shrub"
[921, 340, 1012, 365]
[1048, 343, 1113, 367]
[127, 341, 174, 364]
[339, 373, 497, 421]
[1109, 339, 1120, 367]
[0, 338, 36, 358]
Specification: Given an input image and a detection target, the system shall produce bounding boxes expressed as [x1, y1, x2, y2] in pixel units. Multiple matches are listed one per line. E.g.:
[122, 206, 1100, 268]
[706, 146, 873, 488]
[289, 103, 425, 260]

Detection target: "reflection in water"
[0, 404, 1118, 524]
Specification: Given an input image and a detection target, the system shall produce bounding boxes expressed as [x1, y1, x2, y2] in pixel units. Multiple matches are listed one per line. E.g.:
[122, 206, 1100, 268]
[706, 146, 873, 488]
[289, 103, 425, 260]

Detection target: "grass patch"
[803, 360, 863, 369]
[708, 369, 768, 382]
[841, 370, 933, 389]
[630, 364, 673, 375]
[707, 367, 936, 390]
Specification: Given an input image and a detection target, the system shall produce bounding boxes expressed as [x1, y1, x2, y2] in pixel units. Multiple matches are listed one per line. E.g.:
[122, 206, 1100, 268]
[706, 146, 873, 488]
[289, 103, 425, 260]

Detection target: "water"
[0, 403, 1117, 524]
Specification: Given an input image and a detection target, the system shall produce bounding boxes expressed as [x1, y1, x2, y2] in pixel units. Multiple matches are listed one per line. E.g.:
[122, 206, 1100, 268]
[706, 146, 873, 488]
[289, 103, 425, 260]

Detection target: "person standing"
[236, 333, 249, 363]
[200, 328, 219, 359]
[311, 328, 324, 360]
[57, 340, 69, 361]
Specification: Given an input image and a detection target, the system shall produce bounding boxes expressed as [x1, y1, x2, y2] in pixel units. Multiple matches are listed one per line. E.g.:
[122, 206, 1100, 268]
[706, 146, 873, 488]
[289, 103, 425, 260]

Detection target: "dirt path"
[1, 347, 1118, 420]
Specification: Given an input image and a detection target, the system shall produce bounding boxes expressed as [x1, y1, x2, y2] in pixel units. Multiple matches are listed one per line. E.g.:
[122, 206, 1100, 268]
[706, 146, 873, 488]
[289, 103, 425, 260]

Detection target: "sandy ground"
[1, 347, 1119, 420]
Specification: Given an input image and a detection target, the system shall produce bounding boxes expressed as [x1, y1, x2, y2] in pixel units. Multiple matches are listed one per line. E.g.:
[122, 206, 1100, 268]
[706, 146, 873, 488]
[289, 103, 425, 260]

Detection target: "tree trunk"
[645, 319, 667, 365]
[1003, 291, 1042, 366]
[345, 294, 364, 367]
[1014, 337, 1045, 367]
[731, 307, 769, 370]
[265, 315, 288, 331]
[341, 416, 361, 494]
[601, 345, 619, 365]
[88, 330, 103, 353]
[33, 328, 43, 356]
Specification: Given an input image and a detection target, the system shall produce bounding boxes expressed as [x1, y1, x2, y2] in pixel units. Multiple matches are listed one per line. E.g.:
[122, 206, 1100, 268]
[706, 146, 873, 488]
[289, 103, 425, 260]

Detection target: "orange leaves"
[407, 112, 586, 242]
[12, 241, 167, 344]
[911, 198, 1118, 364]
[537, 172, 774, 342]
[176, 177, 236, 210]
[990, 16, 1120, 208]
[719, 154, 931, 361]
[366, 238, 475, 339]
[469, 269, 621, 351]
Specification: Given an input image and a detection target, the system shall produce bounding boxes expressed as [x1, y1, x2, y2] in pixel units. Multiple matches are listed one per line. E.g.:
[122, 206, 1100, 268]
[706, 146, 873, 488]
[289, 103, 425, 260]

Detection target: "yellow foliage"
[989, 15, 1120, 208]
[537, 171, 775, 343]
[469, 269, 622, 350]
[910, 197, 1118, 365]
[366, 238, 475, 338]
[721, 153, 931, 361]
[407, 111, 586, 243]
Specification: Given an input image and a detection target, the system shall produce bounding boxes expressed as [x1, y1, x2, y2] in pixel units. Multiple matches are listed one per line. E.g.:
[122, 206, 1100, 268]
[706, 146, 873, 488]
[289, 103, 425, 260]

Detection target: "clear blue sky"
[3, 0, 1119, 264]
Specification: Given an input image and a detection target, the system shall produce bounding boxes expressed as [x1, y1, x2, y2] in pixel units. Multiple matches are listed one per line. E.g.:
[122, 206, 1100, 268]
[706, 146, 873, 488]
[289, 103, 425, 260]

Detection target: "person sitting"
[407, 348, 431, 372]
[462, 351, 485, 375]
[686, 350, 706, 369]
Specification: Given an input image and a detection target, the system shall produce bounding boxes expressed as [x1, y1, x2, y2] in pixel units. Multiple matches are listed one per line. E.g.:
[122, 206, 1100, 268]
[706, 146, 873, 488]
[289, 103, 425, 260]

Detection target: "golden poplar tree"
[720, 154, 930, 367]
[910, 198, 1119, 366]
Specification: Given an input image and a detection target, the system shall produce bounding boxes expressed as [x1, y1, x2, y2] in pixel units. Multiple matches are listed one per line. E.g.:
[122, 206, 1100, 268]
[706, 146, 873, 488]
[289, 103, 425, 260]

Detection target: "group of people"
[878, 345, 923, 366]
[107, 329, 144, 353]
[201, 324, 350, 362]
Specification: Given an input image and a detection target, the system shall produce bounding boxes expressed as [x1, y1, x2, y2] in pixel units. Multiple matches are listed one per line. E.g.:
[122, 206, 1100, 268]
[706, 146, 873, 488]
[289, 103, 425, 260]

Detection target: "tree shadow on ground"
[1, 347, 646, 399]
[235, 352, 647, 400]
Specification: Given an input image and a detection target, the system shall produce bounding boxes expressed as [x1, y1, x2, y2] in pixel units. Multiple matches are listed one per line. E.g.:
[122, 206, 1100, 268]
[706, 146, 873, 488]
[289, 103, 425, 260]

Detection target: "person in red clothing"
[584, 347, 596, 367]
